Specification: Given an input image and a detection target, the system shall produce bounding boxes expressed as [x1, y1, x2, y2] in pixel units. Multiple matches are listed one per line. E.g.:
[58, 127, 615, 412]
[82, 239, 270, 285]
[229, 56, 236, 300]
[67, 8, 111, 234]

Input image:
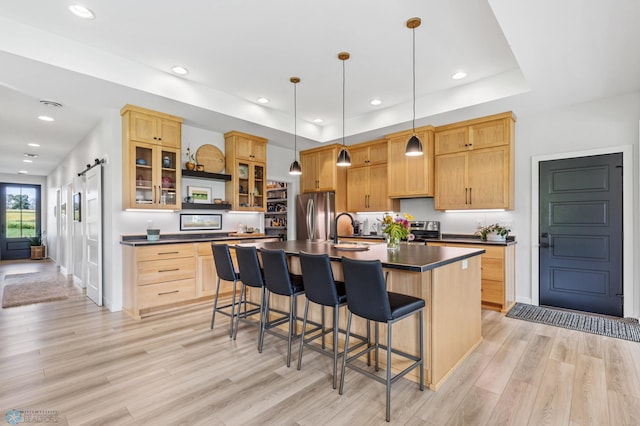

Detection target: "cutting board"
[196, 144, 225, 173]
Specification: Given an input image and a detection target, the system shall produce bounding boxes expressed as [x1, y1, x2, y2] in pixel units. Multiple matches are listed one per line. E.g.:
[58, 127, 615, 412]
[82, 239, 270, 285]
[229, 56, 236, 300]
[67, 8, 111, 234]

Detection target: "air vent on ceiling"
[24, 153, 38, 158]
[39, 99, 63, 108]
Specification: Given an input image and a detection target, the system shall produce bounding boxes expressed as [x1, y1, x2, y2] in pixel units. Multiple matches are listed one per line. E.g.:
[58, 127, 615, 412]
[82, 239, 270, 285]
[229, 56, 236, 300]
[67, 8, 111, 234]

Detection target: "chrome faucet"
[334, 212, 355, 244]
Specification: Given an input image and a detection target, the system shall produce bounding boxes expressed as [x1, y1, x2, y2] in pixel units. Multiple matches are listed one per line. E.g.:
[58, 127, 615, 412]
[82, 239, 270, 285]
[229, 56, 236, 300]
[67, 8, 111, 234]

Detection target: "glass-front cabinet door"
[130, 143, 180, 210]
[233, 160, 265, 211]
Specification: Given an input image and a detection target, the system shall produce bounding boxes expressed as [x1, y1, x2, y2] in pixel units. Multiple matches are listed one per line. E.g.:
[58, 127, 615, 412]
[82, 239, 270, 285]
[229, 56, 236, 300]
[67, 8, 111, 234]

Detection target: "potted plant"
[475, 223, 510, 242]
[28, 230, 46, 260]
[185, 147, 196, 171]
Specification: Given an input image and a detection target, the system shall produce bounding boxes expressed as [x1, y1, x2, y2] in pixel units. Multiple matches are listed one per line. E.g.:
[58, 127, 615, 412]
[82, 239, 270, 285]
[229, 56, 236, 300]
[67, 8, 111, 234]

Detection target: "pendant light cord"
[342, 58, 346, 146]
[412, 26, 416, 136]
[294, 81, 297, 159]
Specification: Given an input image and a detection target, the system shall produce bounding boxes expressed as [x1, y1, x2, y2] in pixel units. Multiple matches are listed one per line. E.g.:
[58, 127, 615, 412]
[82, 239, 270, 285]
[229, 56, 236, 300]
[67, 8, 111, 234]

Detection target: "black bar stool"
[339, 256, 425, 422]
[233, 245, 267, 346]
[259, 248, 305, 367]
[210, 243, 240, 337]
[297, 252, 368, 389]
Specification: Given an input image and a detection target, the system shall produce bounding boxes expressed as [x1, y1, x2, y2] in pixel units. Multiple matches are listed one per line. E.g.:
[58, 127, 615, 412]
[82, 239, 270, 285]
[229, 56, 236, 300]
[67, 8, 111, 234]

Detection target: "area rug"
[506, 303, 640, 343]
[2, 272, 69, 308]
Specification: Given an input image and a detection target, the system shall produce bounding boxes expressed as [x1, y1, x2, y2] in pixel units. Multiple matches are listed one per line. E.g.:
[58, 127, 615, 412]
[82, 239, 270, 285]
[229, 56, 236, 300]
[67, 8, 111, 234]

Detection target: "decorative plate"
[195, 144, 225, 173]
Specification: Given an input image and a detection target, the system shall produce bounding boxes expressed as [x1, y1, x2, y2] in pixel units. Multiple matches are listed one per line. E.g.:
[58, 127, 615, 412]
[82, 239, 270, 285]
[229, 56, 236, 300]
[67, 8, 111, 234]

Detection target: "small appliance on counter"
[409, 221, 441, 242]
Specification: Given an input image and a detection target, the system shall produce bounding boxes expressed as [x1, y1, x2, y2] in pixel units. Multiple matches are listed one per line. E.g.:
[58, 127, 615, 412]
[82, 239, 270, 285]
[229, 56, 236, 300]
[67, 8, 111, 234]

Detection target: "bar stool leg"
[386, 322, 393, 422]
[297, 298, 311, 370]
[210, 277, 222, 329]
[259, 289, 271, 353]
[332, 305, 339, 389]
[286, 294, 296, 367]
[338, 311, 353, 395]
[375, 322, 380, 371]
[419, 309, 424, 391]
[232, 283, 245, 340]
[228, 279, 238, 337]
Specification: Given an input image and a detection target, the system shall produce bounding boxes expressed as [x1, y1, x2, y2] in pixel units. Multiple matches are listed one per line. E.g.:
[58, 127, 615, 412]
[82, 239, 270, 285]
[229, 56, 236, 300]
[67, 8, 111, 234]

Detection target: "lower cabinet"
[427, 242, 516, 313]
[123, 238, 280, 319]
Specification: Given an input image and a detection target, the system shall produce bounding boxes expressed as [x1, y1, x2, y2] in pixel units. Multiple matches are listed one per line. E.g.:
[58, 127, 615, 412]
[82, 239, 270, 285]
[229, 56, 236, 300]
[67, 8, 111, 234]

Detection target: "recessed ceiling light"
[452, 71, 467, 80]
[23, 159, 33, 163]
[257, 97, 269, 104]
[370, 99, 382, 106]
[38, 115, 54, 122]
[18, 170, 28, 174]
[314, 118, 324, 124]
[28, 143, 40, 148]
[171, 66, 188, 75]
[68, 5, 95, 19]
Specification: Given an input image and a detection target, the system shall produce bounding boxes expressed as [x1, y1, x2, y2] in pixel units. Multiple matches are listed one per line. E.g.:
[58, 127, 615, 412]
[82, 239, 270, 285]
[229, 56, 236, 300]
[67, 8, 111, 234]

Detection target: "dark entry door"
[539, 153, 623, 317]
[0, 183, 41, 260]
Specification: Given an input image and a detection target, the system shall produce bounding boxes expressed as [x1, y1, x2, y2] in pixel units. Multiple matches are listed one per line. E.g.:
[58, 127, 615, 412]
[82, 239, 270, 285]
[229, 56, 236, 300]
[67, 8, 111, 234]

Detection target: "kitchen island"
[239, 239, 484, 390]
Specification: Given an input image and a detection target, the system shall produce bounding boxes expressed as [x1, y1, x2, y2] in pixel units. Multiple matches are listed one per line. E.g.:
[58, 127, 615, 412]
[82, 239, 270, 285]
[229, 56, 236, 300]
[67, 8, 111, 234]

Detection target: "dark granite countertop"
[235, 239, 484, 273]
[340, 233, 517, 246]
[120, 232, 277, 246]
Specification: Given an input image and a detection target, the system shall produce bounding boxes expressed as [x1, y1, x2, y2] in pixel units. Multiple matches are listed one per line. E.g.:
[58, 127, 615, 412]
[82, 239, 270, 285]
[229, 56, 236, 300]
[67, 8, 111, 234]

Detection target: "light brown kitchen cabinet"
[349, 139, 388, 167]
[122, 104, 182, 148]
[225, 131, 268, 212]
[121, 105, 182, 210]
[427, 242, 516, 313]
[385, 126, 435, 198]
[122, 243, 197, 319]
[227, 131, 267, 162]
[346, 139, 399, 212]
[299, 143, 347, 211]
[434, 112, 515, 210]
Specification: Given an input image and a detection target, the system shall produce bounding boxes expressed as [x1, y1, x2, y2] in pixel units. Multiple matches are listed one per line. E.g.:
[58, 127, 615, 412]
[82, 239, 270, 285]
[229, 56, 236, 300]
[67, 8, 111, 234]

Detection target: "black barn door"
[539, 153, 623, 317]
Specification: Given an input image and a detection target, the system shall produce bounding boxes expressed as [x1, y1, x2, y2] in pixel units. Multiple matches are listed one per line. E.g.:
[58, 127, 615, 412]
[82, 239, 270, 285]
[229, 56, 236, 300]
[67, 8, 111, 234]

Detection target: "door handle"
[539, 232, 553, 248]
[469, 187, 472, 205]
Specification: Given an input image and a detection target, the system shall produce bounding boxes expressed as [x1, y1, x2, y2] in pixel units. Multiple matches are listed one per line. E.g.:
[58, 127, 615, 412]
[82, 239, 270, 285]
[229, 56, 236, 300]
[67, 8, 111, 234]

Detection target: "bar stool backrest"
[261, 249, 295, 296]
[299, 252, 340, 307]
[211, 244, 237, 282]
[341, 257, 392, 322]
[235, 246, 264, 288]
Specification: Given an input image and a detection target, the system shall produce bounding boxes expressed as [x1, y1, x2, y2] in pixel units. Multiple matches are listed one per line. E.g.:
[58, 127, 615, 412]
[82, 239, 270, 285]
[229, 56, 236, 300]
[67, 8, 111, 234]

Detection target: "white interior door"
[84, 166, 103, 306]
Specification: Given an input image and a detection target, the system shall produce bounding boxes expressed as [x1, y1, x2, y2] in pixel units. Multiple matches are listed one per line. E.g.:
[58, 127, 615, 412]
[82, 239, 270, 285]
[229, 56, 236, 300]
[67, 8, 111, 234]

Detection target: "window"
[4, 185, 38, 238]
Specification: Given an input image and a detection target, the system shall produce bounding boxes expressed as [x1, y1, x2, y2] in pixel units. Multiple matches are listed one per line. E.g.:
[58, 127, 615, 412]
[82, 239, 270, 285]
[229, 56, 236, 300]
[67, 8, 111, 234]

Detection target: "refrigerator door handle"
[307, 198, 315, 240]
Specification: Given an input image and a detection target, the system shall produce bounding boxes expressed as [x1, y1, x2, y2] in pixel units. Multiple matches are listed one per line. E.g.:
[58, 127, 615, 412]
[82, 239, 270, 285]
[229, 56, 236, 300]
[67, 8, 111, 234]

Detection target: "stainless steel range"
[409, 221, 441, 242]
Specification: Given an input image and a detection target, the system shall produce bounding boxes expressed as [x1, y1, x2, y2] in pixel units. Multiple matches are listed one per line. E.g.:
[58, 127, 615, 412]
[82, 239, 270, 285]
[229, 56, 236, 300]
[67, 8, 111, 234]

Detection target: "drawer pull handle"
[158, 251, 179, 255]
[158, 290, 179, 296]
[158, 268, 180, 273]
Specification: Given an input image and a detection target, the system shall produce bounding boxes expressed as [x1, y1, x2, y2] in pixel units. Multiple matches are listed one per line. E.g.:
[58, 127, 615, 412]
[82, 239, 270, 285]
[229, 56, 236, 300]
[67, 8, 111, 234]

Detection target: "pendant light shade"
[405, 17, 423, 157]
[289, 76, 302, 175]
[336, 52, 351, 167]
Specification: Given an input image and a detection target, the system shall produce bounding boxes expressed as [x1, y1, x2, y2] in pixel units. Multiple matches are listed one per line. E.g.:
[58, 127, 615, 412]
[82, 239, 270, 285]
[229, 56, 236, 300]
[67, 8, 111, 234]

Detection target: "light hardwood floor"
[1, 259, 640, 425]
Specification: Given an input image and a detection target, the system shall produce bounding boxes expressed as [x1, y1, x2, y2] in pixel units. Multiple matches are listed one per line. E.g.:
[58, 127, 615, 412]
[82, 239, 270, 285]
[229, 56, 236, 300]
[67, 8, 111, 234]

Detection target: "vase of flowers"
[380, 212, 414, 250]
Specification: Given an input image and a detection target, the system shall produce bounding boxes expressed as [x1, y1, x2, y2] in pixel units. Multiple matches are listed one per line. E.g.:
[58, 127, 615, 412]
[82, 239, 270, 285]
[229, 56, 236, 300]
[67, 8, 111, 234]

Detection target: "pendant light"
[405, 17, 423, 156]
[336, 52, 351, 167]
[289, 76, 302, 175]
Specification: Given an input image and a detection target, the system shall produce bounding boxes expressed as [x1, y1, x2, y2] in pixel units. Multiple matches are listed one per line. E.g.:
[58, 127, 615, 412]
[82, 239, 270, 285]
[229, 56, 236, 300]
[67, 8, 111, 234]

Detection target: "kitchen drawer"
[482, 279, 504, 305]
[138, 278, 196, 309]
[137, 243, 196, 262]
[137, 257, 196, 285]
[481, 257, 504, 281]
[480, 245, 504, 259]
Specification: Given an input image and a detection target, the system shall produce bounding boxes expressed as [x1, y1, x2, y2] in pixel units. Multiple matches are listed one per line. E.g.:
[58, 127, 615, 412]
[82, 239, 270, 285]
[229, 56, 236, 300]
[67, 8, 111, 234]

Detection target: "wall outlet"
[462, 259, 468, 270]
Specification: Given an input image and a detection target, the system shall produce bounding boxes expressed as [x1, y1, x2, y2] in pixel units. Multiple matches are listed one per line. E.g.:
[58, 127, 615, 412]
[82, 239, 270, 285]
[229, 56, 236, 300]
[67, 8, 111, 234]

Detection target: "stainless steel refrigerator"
[296, 192, 335, 240]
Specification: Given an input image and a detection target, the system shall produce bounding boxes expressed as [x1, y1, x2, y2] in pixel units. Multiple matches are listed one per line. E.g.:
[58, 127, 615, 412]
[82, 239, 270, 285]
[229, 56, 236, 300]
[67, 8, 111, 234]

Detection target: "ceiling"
[0, 0, 639, 177]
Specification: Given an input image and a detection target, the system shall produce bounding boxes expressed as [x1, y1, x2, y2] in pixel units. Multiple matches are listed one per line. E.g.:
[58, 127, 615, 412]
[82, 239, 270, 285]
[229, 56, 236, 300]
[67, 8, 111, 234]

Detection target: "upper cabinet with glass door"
[224, 131, 268, 212]
[121, 105, 183, 210]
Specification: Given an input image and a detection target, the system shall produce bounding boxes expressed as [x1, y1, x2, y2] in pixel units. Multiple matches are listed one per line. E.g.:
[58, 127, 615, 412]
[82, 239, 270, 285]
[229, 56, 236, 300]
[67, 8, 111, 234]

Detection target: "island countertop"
[237, 239, 484, 272]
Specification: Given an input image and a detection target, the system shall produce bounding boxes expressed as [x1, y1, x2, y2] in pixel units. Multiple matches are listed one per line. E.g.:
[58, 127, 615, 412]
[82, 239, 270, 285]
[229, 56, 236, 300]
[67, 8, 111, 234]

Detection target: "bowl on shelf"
[136, 158, 147, 165]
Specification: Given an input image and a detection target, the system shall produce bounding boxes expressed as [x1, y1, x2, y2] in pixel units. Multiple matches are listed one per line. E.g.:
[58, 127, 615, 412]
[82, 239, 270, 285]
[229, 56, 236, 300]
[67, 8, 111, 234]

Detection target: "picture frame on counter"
[180, 213, 222, 231]
[187, 186, 212, 204]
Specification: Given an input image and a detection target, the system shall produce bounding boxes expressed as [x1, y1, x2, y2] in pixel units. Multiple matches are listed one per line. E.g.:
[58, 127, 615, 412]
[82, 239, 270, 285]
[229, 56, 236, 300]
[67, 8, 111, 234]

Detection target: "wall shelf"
[182, 202, 231, 210]
[182, 169, 231, 181]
